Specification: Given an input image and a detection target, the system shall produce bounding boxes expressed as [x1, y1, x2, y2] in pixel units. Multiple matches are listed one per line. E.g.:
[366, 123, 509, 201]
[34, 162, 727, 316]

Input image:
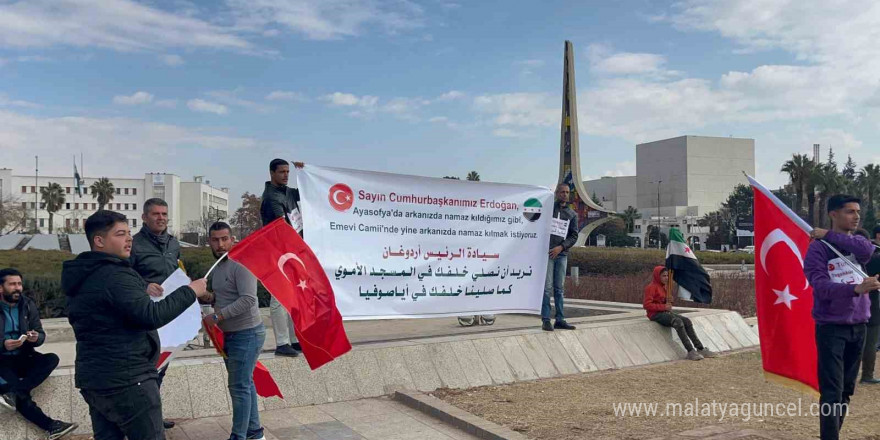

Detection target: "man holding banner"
[203, 222, 266, 440]
[804, 195, 880, 440]
[542, 183, 578, 332]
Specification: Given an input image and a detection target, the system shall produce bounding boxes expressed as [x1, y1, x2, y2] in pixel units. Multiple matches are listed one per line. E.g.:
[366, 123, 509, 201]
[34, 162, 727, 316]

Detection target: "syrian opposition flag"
[665, 228, 712, 303]
[748, 175, 818, 396]
[228, 217, 352, 370]
[74, 162, 84, 197]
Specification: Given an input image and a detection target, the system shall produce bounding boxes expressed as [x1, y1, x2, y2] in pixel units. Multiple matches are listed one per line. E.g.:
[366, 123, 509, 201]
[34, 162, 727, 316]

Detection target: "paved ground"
[71, 397, 479, 440]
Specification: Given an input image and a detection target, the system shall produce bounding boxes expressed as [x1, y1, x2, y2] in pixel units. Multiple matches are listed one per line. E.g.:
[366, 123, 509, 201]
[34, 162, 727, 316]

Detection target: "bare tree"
[0, 194, 28, 234]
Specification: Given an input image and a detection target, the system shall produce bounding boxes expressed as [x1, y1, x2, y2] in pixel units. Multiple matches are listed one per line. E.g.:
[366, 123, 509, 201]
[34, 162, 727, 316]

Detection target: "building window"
[66, 219, 71, 228]
[75, 219, 79, 228]
[132, 219, 138, 228]
[21, 186, 26, 193]
[39, 219, 44, 227]
[83, 187, 88, 195]
[65, 203, 70, 210]
[92, 203, 96, 210]
[115, 188, 120, 195]
[66, 187, 71, 194]
[74, 203, 79, 210]
[132, 188, 137, 195]
[21, 202, 26, 209]
[30, 186, 35, 193]
[124, 188, 129, 195]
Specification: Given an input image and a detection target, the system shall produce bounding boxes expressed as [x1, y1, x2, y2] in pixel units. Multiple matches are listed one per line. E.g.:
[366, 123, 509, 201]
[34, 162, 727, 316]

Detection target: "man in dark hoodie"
[541, 183, 578, 332]
[0, 268, 77, 439]
[63, 210, 209, 440]
[260, 158, 304, 357]
[128, 197, 182, 430]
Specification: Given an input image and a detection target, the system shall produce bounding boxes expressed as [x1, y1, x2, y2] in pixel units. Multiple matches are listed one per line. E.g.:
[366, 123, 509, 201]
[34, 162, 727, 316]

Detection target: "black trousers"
[862, 325, 879, 380]
[0, 352, 59, 431]
[81, 379, 164, 440]
[816, 323, 866, 440]
[650, 311, 705, 352]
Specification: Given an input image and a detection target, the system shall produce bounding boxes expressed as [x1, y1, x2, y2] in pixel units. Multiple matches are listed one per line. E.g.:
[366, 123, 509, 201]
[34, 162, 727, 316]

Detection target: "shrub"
[566, 247, 754, 276]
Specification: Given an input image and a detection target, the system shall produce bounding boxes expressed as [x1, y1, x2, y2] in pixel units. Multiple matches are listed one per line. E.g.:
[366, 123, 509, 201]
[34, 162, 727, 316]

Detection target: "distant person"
[804, 195, 880, 440]
[861, 227, 880, 385]
[63, 211, 210, 440]
[261, 158, 304, 357]
[128, 198, 182, 430]
[541, 183, 577, 332]
[0, 268, 77, 439]
[203, 222, 265, 440]
[643, 266, 717, 361]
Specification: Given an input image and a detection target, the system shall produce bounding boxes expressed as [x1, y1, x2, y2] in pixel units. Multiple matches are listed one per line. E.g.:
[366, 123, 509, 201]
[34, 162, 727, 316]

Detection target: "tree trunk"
[48, 212, 53, 234]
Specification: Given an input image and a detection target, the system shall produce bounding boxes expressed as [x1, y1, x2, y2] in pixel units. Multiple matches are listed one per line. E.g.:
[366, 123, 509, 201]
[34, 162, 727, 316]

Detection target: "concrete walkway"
[167, 397, 478, 440]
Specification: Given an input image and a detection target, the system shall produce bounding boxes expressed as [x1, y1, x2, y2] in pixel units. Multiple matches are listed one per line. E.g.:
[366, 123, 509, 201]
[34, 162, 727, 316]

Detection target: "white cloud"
[187, 99, 229, 115]
[429, 116, 448, 123]
[0, 0, 251, 52]
[205, 89, 273, 113]
[159, 54, 185, 66]
[473, 93, 557, 128]
[227, 0, 425, 40]
[604, 161, 636, 177]
[321, 92, 379, 109]
[113, 91, 154, 105]
[587, 44, 675, 76]
[436, 90, 465, 101]
[265, 90, 308, 102]
[0, 93, 41, 109]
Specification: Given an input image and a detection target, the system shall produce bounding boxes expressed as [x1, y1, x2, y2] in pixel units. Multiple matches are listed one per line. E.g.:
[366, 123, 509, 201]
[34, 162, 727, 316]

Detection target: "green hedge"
[566, 247, 754, 276]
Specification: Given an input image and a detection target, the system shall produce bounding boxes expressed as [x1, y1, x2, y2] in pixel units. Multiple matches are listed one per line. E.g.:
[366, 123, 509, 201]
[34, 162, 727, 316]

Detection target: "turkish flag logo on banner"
[228, 218, 352, 370]
[750, 176, 818, 395]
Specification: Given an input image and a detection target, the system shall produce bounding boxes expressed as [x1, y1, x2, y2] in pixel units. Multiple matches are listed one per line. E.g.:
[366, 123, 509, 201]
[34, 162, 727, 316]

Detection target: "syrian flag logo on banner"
[522, 198, 542, 222]
[328, 183, 354, 212]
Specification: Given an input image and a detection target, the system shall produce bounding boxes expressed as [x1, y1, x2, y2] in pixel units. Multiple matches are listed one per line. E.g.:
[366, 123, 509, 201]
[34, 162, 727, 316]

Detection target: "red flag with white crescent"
[228, 218, 351, 370]
[748, 175, 818, 395]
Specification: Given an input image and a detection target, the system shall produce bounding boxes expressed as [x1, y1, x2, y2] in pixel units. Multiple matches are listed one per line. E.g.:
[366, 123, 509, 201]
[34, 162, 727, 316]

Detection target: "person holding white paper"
[542, 184, 578, 332]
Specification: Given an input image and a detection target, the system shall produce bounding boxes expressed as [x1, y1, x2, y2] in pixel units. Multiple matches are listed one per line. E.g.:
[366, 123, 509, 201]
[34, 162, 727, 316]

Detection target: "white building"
[0, 169, 229, 236]
[582, 176, 637, 213]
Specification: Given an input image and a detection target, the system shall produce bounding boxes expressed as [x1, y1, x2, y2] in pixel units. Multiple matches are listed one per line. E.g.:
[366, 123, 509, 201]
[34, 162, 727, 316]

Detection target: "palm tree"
[858, 164, 880, 229]
[40, 182, 65, 234]
[621, 206, 641, 233]
[466, 171, 480, 182]
[90, 177, 115, 211]
[781, 153, 813, 218]
[814, 163, 845, 227]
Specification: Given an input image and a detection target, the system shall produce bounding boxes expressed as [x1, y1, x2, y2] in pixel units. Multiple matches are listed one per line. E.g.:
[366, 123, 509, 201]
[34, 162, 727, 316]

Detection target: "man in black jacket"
[128, 198, 183, 429]
[260, 158, 304, 357]
[63, 211, 209, 440]
[542, 183, 578, 332]
[0, 268, 77, 439]
[863, 226, 880, 384]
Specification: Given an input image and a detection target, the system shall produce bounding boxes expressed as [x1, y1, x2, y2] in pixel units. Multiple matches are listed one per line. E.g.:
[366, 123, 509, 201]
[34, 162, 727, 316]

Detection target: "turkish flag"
[204, 320, 283, 399]
[228, 218, 352, 370]
[750, 176, 818, 395]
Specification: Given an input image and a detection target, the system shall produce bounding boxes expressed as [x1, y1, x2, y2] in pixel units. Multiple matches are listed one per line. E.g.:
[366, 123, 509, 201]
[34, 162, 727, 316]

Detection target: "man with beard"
[202, 222, 265, 440]
[541, 183, 578, 332]
[0, 268, 77, 439]
[260, 158, 304, 357]
[128, 198, 182, 429]
[64, 211, 210, 440]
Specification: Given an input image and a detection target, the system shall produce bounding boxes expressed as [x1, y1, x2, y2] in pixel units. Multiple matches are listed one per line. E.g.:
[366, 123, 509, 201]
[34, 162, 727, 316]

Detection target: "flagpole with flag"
[747, 174, 820, 397]
[665, 227, 712, 303]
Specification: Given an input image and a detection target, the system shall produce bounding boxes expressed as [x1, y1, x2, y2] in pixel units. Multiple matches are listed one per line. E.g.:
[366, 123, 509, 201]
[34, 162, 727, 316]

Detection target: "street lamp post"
[651, 180, 662, 249]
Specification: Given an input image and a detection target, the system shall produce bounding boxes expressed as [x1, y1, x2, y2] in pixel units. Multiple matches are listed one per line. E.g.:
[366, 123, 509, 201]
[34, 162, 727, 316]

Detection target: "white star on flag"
[772, 285, 798, 310]
[297, 280, 308, 290]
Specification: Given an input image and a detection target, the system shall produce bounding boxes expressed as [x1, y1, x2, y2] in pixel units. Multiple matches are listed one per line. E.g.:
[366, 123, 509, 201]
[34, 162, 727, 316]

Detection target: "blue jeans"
[542, 255, 567, 322]
[224, 324, 266, 440]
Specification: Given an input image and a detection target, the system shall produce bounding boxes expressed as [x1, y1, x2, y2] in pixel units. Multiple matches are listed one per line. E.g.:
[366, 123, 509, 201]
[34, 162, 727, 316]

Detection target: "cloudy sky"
[2, 0, 880, 211]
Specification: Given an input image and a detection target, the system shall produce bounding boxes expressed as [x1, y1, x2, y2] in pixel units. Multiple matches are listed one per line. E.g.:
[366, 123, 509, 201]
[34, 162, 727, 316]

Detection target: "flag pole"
[204, 252, 229, 279]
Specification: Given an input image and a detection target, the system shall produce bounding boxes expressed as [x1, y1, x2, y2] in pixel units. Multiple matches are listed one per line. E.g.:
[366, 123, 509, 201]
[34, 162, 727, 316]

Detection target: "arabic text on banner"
[297, 165, 553, 320]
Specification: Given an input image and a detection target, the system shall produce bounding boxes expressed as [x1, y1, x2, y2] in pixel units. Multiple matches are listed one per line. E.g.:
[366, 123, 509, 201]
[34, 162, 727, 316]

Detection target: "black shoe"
[0, 393, 14, 411]
[275, 345, 300, 357]
[48, 421, 78, 440]
[163, 419, 175, 429]
[290, 342, 302, 351]
[860, 378, 880, 384]
[554, 321, 576, 330]
[542, 321, 554, 331]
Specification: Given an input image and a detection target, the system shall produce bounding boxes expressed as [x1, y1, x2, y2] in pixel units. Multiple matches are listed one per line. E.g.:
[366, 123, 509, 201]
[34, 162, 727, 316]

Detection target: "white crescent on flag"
[278, 252, 308, 282]
[759, 228, 810, 290]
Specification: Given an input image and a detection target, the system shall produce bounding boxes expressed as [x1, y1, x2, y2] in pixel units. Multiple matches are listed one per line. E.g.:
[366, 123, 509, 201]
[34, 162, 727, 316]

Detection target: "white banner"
[297, 165, 553, 320]
[156, 268, 202, 350]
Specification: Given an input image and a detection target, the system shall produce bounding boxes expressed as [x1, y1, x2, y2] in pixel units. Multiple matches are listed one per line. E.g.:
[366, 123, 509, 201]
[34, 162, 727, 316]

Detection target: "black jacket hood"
[62, 251, 129, 297]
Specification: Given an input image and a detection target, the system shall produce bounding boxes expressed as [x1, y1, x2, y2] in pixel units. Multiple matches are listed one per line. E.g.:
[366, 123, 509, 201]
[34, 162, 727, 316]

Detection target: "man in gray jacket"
[203, 222, 265, 440]
[542, 184, 578, 332]
[128, 198, 181, 430]
[260, 159, 303, 357]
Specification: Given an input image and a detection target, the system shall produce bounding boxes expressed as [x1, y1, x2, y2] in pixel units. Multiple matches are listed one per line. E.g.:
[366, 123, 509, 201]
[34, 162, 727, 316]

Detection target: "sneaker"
[290, 342, 302, 351]
[457, 316, 477, 327]
[697, 348, 718, 358]
[860, 378, 880, 384]
[0, 392, 15, 411]
[479, 315, 496, 326]
[275, 345, 300, 357]
[542, 321, 554, 332]
[554, 321, 576, 330]
[47, 421, 77, 440]
[686, 351, 704, 361]
[163, 419, 176, 429]
[247, 435, 266, 440]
